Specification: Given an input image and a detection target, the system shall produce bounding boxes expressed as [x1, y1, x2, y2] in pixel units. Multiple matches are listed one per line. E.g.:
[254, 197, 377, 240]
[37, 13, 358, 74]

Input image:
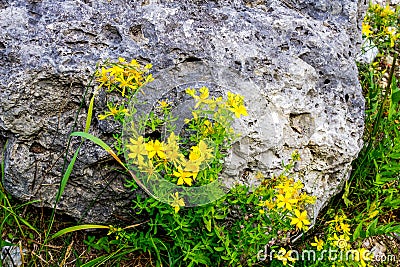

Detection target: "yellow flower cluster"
[327, 214, 352, 250]
[95, 57, 154, 97]
[361, 22, 373, 37]
[227, 91, 248, 118]
[185, 87, 248, 119]
[98, 103, 130, 120]
[362, 4, 399, 47]
[258, 173, 316, 232]
[127, 132, 214, 188]
[309, 213, 374, 266]
[170, 192, 185, 213]
[274, 247, 296, 266]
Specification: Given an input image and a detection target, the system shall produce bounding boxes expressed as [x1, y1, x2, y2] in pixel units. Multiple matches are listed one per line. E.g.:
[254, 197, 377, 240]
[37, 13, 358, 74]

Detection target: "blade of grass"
[55, 146, 81, 203]
[0, 204, 39, 234]
[71, 132, 123, 165]
[350, 53, 398, 185]
[85, 94, 96, 133]
[51, 224, 110, 239]
[80, 245, 136, 267]
[70, 132, 154, 197]
[39, 72, 95, 260]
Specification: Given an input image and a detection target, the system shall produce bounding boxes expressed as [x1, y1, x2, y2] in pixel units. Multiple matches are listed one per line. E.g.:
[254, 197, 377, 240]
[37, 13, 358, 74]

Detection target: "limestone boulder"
[0, 0, 366, 223]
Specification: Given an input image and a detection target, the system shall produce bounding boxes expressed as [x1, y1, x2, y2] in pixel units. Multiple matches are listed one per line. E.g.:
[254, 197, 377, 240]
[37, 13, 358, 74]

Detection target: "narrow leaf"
[52, 224, 110, 239]
[56, 148, 80, 203]
[71, 132, 112, 151]
[85, 95, 96, 133]
[353, 221, 364, 240]
[71, 132, 124, 166]
[1, 239, 16, 248]
[80, 255, 109, 267]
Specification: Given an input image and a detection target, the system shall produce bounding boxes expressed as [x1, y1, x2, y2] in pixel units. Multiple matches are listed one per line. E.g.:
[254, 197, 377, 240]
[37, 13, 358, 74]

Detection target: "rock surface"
[0, 0, 366, 223]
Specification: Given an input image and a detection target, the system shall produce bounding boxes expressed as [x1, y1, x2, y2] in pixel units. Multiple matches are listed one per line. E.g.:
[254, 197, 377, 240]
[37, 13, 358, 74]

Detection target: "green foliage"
[86, 155, 315, 267]
[303, 3, 400, 267]
[1, 3, 399, 266]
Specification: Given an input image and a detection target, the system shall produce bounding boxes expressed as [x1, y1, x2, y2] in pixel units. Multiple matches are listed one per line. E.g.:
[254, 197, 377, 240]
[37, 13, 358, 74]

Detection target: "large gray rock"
[0, 0, 366, 223]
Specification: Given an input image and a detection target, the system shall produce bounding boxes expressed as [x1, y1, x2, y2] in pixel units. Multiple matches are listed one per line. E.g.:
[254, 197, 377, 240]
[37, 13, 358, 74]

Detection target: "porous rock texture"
[0, 0, 367, 223]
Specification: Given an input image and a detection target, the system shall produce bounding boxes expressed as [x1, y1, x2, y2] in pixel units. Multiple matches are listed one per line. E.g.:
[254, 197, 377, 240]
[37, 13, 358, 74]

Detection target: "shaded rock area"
[0, 0, 366, 223]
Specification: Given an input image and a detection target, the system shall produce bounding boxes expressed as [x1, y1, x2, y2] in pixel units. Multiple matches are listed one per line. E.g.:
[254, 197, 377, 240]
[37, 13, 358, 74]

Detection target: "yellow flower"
[258, 200, 275, 210]
[96, 67, 110, 88]
[339, 223, 351, 234]
[164, 144, 184, 167]
[299, 192, 316, 204]
[189, 146, 202, 161]
[129, 59, 140, 67]
[167, 132, 179, 145]
[194, 86, 213, 108]
[276, 192, 298, 211]
[380, 5, 394, 17]
[264, 200, 275, 209]
[98, 103, 129, 120]
[199, 86, 209, 99]
[126, 136, 147, 163]
[183, 159, 200, 177]
[145, 140, 166, 159]
[311, 236, 324, 251]
[362, 22, 373, 37]
[108, 65, 124, 77]
[138, 159, 158, 180]
[275, 177, 295, 194]
[354, 247, 373, 267]
[197, 140, 213, 161]
[202, 120, 214, 135]
[229, 103, 248, 118]
[290, 209, 311, 231]
[274, 248, 296, 266]
[330, 233, 350, 250]
[173, 167, 193, 186]
[227, 92, 244, 107]
[170, 192, 185, 213]
[185, 88, 196, 97]
[158, 100, 170, 109]
[329, 214, 347, 224]
[259, 209, 265, 215]
[293, 180, 304, 190]
[115, 73, 137, 97]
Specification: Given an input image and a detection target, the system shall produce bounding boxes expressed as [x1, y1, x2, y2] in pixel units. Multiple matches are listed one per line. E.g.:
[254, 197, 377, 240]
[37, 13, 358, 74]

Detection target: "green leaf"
[391, 91, 400, 104]
[366, 218, 378, 237]
[51, 224, 110, 239]
[80, 255, 109, 267]
[0, 204, 40, 235]
[55, 147, 80, 203]
[214, 214, 226, 220]
[203, 217, 212, 232]
[0, 239, 16, 248]
[71, 132, 125, 167]
[342, 181, 353, 207]
[85, 95, 96, 133]
[71, 132, 112, 151]
[214, 247, 225, 252]
[353, 221, 364, 240]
